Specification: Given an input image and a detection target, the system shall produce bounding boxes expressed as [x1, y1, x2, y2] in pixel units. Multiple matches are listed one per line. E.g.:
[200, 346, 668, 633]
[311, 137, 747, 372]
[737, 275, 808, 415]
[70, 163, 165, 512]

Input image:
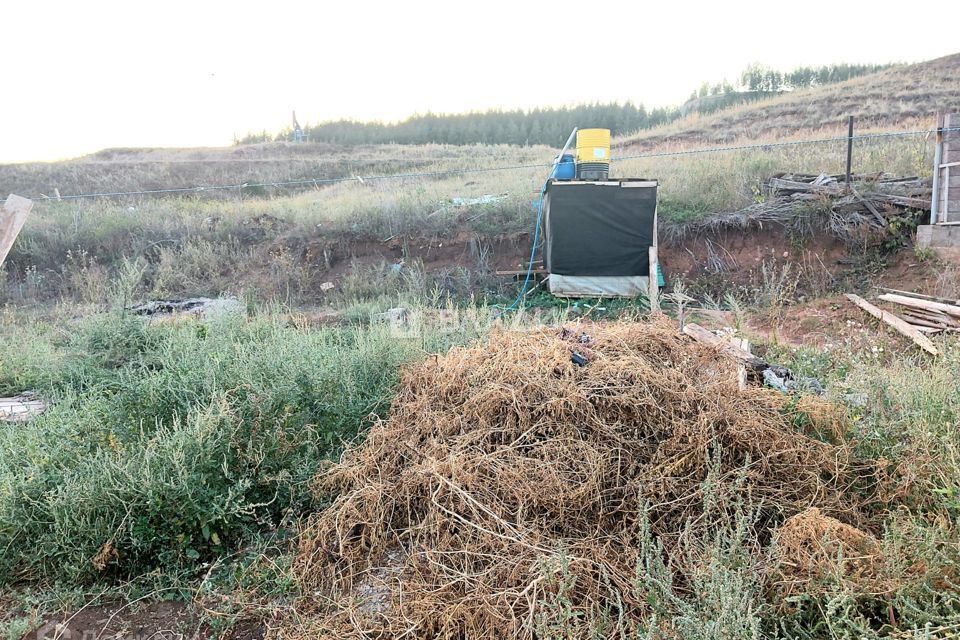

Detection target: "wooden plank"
[877, 293, 960, 319]
[913, 327, 960, 334]
[648, 245, 660, 312]
[732, 337, 750, 390]
[0, 194, 33, 269]
[898, 306, 960, 322]
[872, 194, 931, 210]
[897, 312, 952, 329]
[901, 310, 960, 328]
[877, 287, 959, 306]
[850, 187, 888, 227]
[914, 326, 943, 334]
[0, 396, 45, 422]
[683, 323, 768, 370]
[845, 294, 939, 355]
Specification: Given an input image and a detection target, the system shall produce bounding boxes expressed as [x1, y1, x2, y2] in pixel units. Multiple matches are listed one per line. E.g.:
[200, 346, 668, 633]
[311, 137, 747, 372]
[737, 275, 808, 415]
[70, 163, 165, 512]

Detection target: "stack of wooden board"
[876, 290, 960, 335]
[845, 289, 960, 356]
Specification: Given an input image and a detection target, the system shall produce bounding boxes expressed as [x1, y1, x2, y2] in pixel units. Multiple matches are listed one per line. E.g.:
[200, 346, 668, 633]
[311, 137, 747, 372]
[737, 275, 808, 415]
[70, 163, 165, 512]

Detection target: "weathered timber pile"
[878, 290, 960, 337]
[769, 172, 932, 228]
[665, 172, 932, 241]
[846, 288, 960, 355]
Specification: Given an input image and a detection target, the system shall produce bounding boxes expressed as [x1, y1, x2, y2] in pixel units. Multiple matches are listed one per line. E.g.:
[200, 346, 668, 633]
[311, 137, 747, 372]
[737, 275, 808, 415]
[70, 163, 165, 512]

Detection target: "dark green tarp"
[543, 180, 658, 276]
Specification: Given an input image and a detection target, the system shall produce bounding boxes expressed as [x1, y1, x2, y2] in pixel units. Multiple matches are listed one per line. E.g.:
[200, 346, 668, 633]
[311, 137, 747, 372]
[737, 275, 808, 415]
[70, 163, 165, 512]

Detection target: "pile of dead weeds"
[282, 319, 880, 639]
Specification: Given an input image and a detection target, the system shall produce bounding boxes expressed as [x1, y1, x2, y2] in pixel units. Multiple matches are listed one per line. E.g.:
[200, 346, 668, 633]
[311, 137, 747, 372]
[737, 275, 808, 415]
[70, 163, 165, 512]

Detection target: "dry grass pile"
[769, 507, 883, 600]
[286, 319, 870, 638]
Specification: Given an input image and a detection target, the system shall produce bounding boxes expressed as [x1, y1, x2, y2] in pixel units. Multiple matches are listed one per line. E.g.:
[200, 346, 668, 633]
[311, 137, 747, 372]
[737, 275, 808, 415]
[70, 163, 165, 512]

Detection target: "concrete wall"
[917, 224, 960, 248]
[938, 114, 960, 223]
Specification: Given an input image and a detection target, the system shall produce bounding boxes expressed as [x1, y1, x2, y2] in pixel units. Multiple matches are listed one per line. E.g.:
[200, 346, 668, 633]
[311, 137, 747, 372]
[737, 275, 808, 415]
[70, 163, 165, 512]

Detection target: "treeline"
[690, 62, 897, 99]
[236, 60, 896, 147]
[298, 103, 680, 147]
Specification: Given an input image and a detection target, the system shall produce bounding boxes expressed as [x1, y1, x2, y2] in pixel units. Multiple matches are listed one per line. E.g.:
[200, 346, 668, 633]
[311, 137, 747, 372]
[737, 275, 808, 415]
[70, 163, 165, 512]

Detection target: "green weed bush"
[0, 309, 477, 584]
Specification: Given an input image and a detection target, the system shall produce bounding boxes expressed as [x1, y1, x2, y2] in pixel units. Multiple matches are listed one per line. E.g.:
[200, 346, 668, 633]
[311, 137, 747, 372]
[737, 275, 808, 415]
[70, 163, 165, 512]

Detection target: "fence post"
[845, 115, 854, 190]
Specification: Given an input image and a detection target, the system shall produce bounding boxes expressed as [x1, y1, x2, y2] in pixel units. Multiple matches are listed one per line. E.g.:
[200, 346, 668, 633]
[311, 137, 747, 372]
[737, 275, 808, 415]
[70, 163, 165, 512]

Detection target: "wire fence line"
[19, 127, 959, 202]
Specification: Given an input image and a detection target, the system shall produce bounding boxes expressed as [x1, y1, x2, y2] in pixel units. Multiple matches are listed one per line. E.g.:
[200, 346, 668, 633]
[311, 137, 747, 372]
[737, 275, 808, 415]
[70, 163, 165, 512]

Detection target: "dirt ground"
[20, 601, 265, 640]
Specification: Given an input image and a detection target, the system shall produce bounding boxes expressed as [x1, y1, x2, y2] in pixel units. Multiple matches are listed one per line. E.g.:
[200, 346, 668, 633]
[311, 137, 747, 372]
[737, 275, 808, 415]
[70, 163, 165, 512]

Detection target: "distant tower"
[292, 111, 305, 143]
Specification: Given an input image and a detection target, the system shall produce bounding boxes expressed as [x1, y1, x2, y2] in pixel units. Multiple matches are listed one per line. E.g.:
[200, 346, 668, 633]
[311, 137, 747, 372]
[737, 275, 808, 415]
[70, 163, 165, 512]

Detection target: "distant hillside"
[231, 63, 896, 149]
[0, 143, 550, 200]
[3, 54, 954, 200]
[617, 53, 960, 151]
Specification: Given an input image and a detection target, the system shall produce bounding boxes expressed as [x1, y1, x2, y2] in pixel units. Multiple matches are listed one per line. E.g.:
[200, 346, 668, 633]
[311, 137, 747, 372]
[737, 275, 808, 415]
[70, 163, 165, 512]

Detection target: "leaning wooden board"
[0, 194, 33, 269]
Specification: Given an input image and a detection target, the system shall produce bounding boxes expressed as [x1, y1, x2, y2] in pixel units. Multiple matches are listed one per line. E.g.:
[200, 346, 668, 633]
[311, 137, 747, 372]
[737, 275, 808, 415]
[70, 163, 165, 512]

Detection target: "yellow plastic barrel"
[575, 128, 611, 164]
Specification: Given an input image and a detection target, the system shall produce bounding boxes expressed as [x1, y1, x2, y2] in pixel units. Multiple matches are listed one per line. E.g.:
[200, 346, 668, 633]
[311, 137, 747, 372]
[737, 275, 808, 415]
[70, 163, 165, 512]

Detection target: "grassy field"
[0, 299, 499, 623]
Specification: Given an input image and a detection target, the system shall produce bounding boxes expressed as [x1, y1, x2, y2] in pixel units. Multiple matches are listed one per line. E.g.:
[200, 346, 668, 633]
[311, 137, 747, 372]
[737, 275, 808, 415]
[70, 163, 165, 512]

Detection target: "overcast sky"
[3, 0, 958, 163]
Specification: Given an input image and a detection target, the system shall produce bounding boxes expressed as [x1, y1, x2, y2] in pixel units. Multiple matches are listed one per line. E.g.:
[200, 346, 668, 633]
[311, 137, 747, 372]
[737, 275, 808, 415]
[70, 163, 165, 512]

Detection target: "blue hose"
[497, 177, 549, 314]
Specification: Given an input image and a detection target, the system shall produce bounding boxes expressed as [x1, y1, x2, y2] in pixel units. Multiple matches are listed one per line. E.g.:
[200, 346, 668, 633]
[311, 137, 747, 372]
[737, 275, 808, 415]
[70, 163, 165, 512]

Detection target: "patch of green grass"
[0, 306, 483, 585]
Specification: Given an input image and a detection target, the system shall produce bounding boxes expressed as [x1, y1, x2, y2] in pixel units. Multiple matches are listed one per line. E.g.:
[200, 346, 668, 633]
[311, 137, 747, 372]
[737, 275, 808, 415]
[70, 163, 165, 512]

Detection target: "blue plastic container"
[552, 154, 576, 180]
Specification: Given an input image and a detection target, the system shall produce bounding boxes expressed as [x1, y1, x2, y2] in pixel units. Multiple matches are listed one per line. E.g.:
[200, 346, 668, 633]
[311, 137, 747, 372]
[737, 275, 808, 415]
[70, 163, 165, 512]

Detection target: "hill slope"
[0, 143, 549, 200]
[3, 53, 955, 199]
[618, 53, 960, 151]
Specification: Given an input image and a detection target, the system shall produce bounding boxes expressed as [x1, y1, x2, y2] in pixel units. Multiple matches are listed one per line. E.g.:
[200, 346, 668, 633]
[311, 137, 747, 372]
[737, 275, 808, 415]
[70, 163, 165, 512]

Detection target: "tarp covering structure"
[543, 179, 658, 297]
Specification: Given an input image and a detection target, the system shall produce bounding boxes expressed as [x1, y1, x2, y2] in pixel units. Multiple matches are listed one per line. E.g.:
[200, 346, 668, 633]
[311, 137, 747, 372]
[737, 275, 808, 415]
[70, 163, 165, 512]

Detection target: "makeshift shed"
[543, 179, 658, 297]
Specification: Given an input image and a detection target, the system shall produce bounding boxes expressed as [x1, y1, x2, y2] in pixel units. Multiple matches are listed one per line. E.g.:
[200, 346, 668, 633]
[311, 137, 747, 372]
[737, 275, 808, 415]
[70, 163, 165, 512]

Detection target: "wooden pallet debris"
[0, 394, 45, 422]
[847, 293, 940, 356]
[683, 323, 824, 394]
[769, 173, 932, 228]
[670, 173, 932, 241]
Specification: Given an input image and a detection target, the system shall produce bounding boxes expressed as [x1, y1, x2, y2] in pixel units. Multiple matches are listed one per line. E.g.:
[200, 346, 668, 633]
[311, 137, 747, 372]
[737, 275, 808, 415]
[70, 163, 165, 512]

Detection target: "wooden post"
[648, 246, 659, 312]
[0, 194, 33, 269]
[648, 192, 660, 312]
[734, 337, 751, 390]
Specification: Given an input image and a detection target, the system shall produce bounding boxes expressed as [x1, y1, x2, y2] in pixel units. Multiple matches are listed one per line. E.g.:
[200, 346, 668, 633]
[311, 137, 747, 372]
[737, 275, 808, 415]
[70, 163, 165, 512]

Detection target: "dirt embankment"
[292, 223, 925, 297]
